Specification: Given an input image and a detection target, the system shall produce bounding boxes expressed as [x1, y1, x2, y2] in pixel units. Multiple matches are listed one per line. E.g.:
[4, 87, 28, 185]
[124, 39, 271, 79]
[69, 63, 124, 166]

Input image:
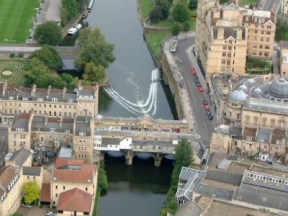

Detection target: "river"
[84, 0, 175, 215]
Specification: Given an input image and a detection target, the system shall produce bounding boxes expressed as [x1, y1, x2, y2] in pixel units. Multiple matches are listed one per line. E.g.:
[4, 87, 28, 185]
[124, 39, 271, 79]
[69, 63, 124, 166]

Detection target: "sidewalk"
[162, 32, 197, 133]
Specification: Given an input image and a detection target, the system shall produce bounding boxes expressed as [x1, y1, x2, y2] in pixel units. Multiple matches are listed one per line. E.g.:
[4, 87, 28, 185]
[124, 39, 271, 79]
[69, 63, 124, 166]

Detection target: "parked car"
[198, 86, 203, 92]
[22, 203, 32, 208]
[193, 75, 199, 83]
[191, 67, 196, 75]
[46, 211, 55, 216]
[205, 110, 211, 116]
[208, 115, 214, 120]
[203, 100, 209, 109]
[196, 82, 201, 87]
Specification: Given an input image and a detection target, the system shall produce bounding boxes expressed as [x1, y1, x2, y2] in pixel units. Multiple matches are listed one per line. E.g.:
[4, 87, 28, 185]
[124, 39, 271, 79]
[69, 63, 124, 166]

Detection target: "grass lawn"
[239, 0, 258, 6]
[146, 30, 170, 57]
[138, 0, 154, 20]
[0, 0, 40, 44]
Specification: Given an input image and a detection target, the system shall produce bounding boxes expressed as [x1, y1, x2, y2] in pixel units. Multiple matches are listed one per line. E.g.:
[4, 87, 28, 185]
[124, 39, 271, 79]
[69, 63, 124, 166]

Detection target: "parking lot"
[16, 206, 55, 216]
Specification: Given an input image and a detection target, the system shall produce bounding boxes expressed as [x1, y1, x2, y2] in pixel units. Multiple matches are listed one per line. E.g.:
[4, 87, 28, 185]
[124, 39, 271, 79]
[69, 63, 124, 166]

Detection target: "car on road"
[191, 67, 196, 75]
[46, 211, 55, 216]
[205, 110, 211, 116]
[208, 115, 213, 120]
[193, 75, 199, 83]
[196, 82, 201, 87]
[198, 86, 203, 92]
[22, 203, 32, 208]
[203, 100, 209, 109]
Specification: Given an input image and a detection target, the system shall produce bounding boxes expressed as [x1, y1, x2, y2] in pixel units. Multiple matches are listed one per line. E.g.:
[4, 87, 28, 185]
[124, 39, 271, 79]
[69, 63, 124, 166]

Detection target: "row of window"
[247, 172, 288, 185]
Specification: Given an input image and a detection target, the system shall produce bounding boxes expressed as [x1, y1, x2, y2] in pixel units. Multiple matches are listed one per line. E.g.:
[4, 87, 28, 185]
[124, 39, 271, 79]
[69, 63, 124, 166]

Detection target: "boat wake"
[103, 68, 159, 116]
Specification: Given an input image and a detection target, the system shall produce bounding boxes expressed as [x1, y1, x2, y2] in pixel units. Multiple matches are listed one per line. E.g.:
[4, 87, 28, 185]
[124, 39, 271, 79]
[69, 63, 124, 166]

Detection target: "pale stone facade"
[195, 0, 276, 79]
[0, 81, 98, 124]
[281, 0, 288, 15]
[280, 41, 288, 79]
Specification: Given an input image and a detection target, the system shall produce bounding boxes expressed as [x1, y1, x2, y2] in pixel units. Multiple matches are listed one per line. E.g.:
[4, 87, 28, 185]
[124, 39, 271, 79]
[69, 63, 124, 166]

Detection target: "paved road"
[0, 126, 8, 165]
[174, 37, 215, 146]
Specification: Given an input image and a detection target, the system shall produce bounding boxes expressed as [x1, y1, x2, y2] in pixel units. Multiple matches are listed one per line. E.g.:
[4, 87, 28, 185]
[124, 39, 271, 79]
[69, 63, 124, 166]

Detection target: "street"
[173, 37, 215, 146]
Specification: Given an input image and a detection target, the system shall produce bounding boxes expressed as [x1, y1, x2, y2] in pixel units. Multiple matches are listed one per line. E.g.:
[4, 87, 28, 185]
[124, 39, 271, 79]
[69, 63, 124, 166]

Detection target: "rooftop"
[54, 158, 84, 169]
[57, 188, 93, 212]
[22, 167, 41, 176]
[40, 183, 51, 202]
[53, 169, 94, 183]
[9, 148, 31, 167]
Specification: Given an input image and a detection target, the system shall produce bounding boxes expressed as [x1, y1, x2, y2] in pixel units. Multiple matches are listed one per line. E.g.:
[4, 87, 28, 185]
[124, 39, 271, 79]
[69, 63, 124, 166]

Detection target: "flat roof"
[227, 162, 251, 174]
[251, 165, 288, 178]
[205, 200, 277, 216]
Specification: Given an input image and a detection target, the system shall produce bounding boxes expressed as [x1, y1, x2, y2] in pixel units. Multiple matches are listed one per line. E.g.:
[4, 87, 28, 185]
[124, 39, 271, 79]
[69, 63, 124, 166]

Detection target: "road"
[174, 37, 215, 146]
[0, 126, 8, 165]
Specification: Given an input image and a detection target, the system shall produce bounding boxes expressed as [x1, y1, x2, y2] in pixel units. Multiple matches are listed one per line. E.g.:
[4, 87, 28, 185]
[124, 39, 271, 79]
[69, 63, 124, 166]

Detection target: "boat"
[67, 24, 82, 36]
[170, 39, 178, 53]
[82, 10, 89, 19]
[88, 0, 94, 12]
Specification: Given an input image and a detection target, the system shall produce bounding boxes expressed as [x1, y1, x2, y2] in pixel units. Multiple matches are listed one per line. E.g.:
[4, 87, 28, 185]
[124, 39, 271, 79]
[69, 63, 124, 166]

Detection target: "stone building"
[279, 41, 288, 79]
[0, 81, 98, 124]
[50, 158, 97, 216]
[210, 75, 288, 161]
[195, 0, 276, 79]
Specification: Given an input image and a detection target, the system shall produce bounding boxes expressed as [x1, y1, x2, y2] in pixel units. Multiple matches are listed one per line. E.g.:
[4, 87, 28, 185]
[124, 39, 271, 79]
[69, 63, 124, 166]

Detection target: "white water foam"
[103, 69, 159, 116]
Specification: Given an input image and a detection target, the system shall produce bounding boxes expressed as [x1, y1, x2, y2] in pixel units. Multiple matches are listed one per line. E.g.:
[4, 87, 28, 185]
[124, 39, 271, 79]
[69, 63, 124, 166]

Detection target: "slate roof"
[102, 138, 120, 145]
[9, 148, 31, 167]
[195, 184, 234, 201]
[57, 188, 93, 212]
[205, 169, 243, 186]
[22, 167, 41, 176]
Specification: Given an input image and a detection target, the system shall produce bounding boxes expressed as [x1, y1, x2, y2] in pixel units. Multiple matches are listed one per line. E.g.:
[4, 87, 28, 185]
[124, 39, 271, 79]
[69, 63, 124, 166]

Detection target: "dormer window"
[52, 98, 57, 102]
[246, 136, 252, 141]
[50, 128, 56, 132]
[65, 129, 70, 133]
[90, 96, 93, 99]
[276, 140, 282, 145]
[16, 128, 24, 132]
[9, 96, 13, 100]
[22, 97, 28, 101]
[79, 132, 86, 136]
[37, 98, 43, 102]
[68, 99, 74, 103]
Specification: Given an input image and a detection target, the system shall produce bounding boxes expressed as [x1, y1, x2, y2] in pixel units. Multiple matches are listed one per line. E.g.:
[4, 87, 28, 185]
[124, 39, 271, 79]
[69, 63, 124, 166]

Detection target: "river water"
[83, 0, 175, 215]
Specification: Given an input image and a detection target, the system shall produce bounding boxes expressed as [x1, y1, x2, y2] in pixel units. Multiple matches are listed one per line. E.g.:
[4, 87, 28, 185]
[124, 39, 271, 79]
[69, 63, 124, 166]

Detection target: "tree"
[98, 161, 108, 191]
[149, 5, 162, 23]
[171, 138, 193, 185]
[172, 3, 190, 23]
[188, 0, 198, 10]
[62, 0, 78, 20]
[276, 18, 288, 41]
[24, 58, 52, 87]
[171, 23, 182, 36]
[23, 181, 40, 204]
[75, 27, 115, 75]
[182, 22, 191, 33]
[83, 62, 106, 82]
[158, 0, 171, 19]
[29, 46, 62, 70]
[34, 21, 62, 45]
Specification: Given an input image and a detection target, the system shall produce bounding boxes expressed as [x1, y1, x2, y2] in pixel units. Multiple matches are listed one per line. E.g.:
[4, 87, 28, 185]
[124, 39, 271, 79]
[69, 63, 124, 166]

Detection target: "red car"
[191, 67, 196, 75]
[203, 100, 209, 110]
[198, 86, 203, 92]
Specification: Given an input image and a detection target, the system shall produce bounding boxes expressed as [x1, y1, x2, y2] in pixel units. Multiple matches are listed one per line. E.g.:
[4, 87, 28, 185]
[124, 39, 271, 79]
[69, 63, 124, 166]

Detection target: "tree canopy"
[75, 27, 115, 82]
[23, 181, 40, 204]
[61, 0, 87, 26]
[171, 23, 182, 36]
[172, 3, 190, 23]
[275, 18, 288, 41]
[29, 46, 62, 70]
[34, 21, 62, 45]
[188, 0, 198, 10]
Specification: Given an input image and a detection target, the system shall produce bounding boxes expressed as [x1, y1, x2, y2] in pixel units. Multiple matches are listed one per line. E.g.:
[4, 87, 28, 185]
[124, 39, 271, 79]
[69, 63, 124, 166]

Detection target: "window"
[85, 187, 88, 191]
[63, 186, 65, 190]
[56, 194, 58, 197]
[52, 98, 57, 102]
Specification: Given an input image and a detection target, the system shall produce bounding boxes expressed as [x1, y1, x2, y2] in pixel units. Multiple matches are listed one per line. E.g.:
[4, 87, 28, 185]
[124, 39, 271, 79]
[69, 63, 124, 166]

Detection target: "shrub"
[18, 53, 24, 58]
[9, 53, 15, 58]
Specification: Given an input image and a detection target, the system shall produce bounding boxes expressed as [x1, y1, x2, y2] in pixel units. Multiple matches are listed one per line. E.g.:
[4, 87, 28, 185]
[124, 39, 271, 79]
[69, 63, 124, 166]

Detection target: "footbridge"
[94, 129, 205, 167]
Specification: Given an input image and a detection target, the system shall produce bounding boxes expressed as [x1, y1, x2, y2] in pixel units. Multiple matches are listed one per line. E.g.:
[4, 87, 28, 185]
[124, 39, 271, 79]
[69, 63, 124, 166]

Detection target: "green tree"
[62, 0, 78, 20]
[29, 46, 62, 70]
[171, 138, 193, 185]
[34, 21, 62, 45]
[98, 161, 108, 191]
[60, 8, 69, 26]
[158, 0, 171, 19]
[182, 22, 191, 33]
[276, 18, 288, 41]
[75, 27, 115, 73]
[23, 181, 40, 204]
[149, 5, 162, 23]
[171, 23, 182, 36]
[172, 3, 190, 23]
[24, 58, 51, 87]
[83, 62, 106, 82]
[188, 0, 198, 10]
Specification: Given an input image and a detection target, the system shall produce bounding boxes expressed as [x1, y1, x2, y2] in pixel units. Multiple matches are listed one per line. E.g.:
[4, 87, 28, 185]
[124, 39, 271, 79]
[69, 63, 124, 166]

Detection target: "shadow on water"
[98, 88, 113, 114]
[103, 153, 173, 195]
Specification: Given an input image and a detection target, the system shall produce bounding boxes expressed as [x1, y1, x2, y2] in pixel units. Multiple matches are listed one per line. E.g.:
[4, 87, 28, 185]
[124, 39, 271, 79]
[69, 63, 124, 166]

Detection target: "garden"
[246, 56, 272, 74]
[0, 61, 25, 84]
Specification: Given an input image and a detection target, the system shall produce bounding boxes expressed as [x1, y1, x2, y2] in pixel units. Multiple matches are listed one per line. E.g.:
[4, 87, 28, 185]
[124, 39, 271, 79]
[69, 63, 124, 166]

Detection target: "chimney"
[31, 84, 36, 97]
[237, 28, 242, 40]
[62, 87, 67, 95]
[218, 28, 224, 40]
[2, 80, 7, 97]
